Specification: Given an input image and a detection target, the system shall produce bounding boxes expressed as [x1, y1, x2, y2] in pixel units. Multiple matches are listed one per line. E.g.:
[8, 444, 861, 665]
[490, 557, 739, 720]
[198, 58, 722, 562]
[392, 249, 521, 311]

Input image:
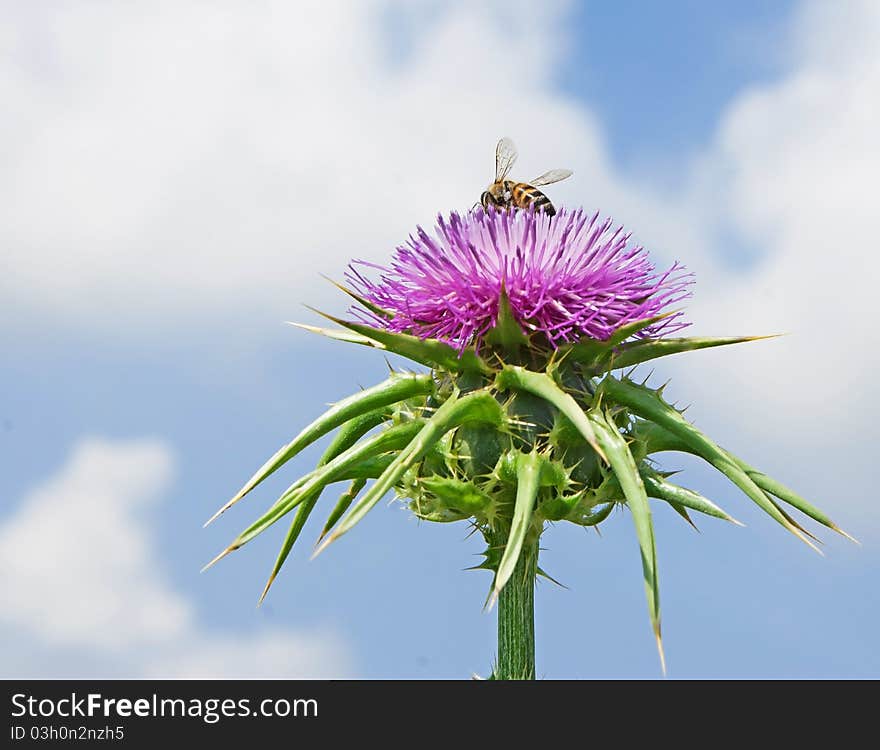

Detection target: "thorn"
[655, 629, 667, 677]
[788, 522, 825, 556]
[203, 498, 238, 527]
[257, 573, 277, 607]
[537, 568, 569, 589]
[303, 303, 338, 323]
[831, 524, 860, 545]
[311, 534, 335, 560]
[200, 545, 236, 573]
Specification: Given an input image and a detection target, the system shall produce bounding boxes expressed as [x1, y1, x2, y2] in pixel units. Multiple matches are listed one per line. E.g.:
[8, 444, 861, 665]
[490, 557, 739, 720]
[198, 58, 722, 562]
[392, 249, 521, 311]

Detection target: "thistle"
[205, 206, 854, 678]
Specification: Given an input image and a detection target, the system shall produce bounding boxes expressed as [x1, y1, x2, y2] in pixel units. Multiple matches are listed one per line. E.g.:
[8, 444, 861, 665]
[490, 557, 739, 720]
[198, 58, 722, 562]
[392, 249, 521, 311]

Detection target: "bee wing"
[495, 137, 518, 181]
[529, 169, 573, 187]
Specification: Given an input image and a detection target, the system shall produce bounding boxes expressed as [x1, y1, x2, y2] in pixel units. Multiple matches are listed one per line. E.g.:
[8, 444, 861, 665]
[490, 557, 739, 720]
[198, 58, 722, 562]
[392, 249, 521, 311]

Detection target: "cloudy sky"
[1, 0, 877, 678]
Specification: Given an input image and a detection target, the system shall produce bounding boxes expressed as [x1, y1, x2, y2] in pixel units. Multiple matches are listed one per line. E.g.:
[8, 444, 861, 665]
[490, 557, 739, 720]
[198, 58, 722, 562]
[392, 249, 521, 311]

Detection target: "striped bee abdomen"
[511, 182, 556, 216]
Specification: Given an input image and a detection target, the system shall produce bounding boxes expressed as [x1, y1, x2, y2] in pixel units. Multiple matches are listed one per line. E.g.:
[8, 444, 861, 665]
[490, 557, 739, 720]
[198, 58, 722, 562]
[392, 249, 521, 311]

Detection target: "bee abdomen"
[512, 183, 556, 216]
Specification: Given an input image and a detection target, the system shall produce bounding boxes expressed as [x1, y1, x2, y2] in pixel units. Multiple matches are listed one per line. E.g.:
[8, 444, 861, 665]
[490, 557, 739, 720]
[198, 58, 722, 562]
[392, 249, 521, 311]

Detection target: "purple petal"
[348, 207, 694, 352]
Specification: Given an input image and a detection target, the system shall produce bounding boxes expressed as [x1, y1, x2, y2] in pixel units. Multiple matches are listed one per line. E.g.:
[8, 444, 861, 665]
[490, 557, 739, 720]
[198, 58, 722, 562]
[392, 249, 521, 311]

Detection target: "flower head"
[348, 207, 693, 352]
[211, 198, 849, 680]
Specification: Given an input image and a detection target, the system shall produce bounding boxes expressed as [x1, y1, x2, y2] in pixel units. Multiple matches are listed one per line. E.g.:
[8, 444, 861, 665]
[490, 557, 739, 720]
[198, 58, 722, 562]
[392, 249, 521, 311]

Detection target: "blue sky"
[1, 0, 877, 678]
[560, 1, 796, 168]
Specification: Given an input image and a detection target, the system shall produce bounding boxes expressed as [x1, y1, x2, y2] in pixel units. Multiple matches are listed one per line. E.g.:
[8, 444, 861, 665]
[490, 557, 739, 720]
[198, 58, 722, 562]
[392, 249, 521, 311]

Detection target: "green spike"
[668, 501, 699, 531]
[306, 307, 491, 375]
[633, 419, 854, 541]
[573, 500, 616, 527]
[287, 322, 379, 348]
[203, 420, 424, 571]
[588, 408, 664, 673]
[607, 311, 682, 347]
[609, 335, 778, 371]
[490, 451, 542, 606]
[321, 275, 393, 319]
[601, 376, 821, 553]
[735, 462, 856, 543]
[258, 490, 320, 605]
[536, 566, 567, 588]
[484, 286, 530, 355]
[495, 365, 608, 464]
[207, 372, 433, 525]
[314, 389, 506, 555]
[318, 478, 367, 543]
[640, 467, 744, 526]
[420, 476, 492, 516]
[257, 409, 388, 603]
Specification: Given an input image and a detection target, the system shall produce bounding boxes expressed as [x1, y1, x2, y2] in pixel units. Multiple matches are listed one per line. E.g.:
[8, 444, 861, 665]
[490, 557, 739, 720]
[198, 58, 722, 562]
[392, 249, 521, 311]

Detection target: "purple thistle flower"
[347, 207, 693, 352]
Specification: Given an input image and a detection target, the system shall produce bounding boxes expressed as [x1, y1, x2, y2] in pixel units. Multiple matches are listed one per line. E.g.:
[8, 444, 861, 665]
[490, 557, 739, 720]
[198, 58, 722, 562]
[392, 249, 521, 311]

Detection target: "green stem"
[494, 534, 537, 680]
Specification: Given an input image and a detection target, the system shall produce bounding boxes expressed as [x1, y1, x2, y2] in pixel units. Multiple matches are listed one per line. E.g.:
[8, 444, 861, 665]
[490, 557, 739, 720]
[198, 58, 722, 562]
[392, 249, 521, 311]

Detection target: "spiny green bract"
[204, 288, 854, 668]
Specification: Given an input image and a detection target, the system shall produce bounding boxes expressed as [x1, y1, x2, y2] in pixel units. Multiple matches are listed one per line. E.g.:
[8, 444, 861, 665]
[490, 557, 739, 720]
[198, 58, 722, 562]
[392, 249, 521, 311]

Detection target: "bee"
[480, 137, 572, 216]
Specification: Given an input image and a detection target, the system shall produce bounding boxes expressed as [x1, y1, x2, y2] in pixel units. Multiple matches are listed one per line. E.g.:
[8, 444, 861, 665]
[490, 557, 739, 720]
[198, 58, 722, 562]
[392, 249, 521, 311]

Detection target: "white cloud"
[671, 0, 880, 437]
[648, 0, 880, 533]
[146, 630, 347, 679]
[0, 438, 351, 677]
[1, 0, 631, 331]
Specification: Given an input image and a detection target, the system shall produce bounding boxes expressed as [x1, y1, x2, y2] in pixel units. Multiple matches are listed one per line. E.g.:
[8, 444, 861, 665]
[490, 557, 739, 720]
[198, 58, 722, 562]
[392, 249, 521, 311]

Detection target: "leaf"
[322, 276, 393, 320]
[332, 455, 394, 481]
[321, 407, 390, 461]
[203, 420, 424, 571]
[557, 339, 608, 368]
[589, 408, 664, 673]
[575, 501, 616, 527]
[640, 468, 744, 526]
[607, 311, 682, 347]
[318, 479, 367, 543]
[634, 419, 854, 542]
[736, 463, 856, 543]
[420, 476, 492, 516]
[258, 490, 321, 605]
[307, 307, 491, 374]
[206, 372, 433, 525]
[288, 323, 382, 349]
[495, 365, 607, 463]
[314, 389, 505, 556]
[609, 335, 778, 371]
[631, 419, 692, 454]
[257, 408, 389, 603]
[490, 451, 541, 606]
[601, 376, 821, 553]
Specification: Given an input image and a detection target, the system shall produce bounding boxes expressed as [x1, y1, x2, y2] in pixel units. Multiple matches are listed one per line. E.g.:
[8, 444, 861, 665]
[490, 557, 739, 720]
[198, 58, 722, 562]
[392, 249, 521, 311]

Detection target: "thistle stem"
[494, 535, 537, 680]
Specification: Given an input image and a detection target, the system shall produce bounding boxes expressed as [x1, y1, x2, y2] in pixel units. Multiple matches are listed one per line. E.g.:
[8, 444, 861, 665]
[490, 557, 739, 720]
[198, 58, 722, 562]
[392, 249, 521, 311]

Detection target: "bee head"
[482, 182, 508, 207]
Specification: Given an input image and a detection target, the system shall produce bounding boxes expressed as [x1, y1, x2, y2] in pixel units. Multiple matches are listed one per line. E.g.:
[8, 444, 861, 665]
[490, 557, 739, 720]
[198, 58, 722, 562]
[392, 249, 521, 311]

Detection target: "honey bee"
[480, 137, 572, 216]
